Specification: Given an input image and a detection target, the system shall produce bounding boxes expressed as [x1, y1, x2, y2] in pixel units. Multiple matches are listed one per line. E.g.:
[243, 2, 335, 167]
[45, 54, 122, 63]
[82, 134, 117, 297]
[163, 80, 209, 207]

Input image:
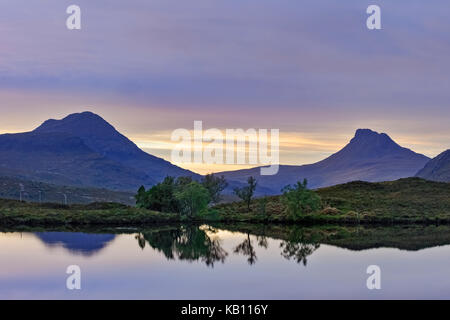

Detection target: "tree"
[134, 176, 216, 217]
[174, 181, 211, 217]
[145, 176, 179, 213]
[135, 185, 147, 208]
[175, 176, 193, 187]
[234, 176, 257, 211]
[201, 174, 228, 204]
[281, 179, 321, 218]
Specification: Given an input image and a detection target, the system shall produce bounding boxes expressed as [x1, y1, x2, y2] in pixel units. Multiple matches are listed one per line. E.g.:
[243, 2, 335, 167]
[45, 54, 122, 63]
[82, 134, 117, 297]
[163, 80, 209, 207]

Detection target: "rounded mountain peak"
[34, 111, 115, 136]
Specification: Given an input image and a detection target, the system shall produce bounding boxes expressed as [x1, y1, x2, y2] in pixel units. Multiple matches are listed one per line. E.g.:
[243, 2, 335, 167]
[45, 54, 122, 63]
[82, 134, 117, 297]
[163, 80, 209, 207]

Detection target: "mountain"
[0, 113, 432, 197]
[219, 129, 430, 194]
[33, 112, 193, 180]
[416, 150, 450, 182]
[0, 112, 198, 191]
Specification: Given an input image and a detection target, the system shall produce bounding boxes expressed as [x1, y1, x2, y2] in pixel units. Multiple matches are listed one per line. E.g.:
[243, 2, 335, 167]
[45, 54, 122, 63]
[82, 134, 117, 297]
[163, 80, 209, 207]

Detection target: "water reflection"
[279, 227, 321, 266]
[10, 224, 450, 268]
[34, 232, 115, 256]
[3, 224, 450, 298]
[27, 225, 324, 267]
[280, 242, 319, 266]
[135, 226, 227, 267]
[234, 233, 259, 265]
[134, 226, 322, 267]
[130, 224, 450, 267]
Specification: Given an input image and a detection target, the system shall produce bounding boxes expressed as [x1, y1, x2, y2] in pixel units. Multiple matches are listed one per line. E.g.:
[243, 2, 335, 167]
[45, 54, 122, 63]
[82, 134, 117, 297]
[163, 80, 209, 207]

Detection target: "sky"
[0, 0, 449, 173]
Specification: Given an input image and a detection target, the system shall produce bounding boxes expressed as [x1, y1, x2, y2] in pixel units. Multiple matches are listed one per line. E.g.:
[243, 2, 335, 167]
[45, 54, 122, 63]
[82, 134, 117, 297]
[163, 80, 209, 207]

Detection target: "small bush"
[282, 179, 322, 218]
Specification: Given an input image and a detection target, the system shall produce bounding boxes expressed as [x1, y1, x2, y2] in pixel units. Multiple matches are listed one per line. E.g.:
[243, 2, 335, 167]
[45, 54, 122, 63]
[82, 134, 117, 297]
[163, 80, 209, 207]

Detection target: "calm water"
[1, 224, 450, 299]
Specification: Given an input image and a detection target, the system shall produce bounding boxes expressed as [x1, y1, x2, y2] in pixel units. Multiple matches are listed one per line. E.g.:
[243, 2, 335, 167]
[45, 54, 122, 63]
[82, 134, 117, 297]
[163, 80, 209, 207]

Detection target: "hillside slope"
[416, 150, 450, 182]
[0, 176, 135, 205]
[216, 178, 450, 223]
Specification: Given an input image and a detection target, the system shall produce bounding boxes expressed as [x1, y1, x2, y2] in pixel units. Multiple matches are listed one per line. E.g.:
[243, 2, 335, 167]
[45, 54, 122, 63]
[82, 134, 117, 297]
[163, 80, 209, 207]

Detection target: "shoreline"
[1, 207, 450, 227]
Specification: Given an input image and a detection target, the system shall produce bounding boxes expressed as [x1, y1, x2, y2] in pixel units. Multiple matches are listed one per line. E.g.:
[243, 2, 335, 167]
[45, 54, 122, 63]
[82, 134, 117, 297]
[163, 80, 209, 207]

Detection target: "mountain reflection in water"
[21, 224, 450, 268]
[34, 232, 116, 256]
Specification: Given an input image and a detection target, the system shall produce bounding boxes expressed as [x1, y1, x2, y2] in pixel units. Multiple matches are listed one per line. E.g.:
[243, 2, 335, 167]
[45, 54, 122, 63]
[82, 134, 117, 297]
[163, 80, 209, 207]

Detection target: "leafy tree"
[233, 176, 257, 211]
[135, 185, 147, 208]
[175, 176, 193, 187]
[174, 181, 211, 217]
[134, 176, 219, 217]
[202, 174, 228, 204]
[281, 179, 321, 218]
[144, 176, 179, 213]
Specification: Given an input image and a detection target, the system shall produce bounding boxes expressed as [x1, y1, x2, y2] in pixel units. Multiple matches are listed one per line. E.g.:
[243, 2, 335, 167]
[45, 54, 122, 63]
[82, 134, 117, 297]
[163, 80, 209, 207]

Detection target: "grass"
[214, 177, 450, 224]
[317, 177, 450, 223]
[0, 177, 449, 226]
[0, 200, 179, 226]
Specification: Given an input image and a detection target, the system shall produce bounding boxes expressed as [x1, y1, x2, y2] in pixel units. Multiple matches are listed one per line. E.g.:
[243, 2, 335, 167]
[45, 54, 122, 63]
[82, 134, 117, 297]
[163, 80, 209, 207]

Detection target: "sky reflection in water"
[1, 224, 450, 299]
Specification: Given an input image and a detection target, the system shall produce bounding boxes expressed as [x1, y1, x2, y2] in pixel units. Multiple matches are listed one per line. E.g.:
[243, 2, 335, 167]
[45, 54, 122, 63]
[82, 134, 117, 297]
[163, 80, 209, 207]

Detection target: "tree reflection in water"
[135, 225, 227, 267]
[134, 225, 320, 267]
[279, 227, 321, 266]
[234, 233, 258, 265]
[257, 235, 268, 249]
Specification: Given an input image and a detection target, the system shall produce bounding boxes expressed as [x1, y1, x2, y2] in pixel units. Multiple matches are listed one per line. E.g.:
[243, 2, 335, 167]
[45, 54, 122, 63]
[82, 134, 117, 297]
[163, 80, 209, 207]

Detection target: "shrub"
[257, 196, 268, 217]
[282, 179, 321, 218]
[145, 176, 180, 213]
[174, 182, 210, 217]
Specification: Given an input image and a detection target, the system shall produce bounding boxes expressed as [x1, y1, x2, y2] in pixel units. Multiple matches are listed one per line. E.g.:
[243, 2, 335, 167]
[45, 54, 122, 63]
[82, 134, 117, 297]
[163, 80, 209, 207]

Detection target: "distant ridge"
[416, 150, 450, 182]
[219, 129, 430, 194]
